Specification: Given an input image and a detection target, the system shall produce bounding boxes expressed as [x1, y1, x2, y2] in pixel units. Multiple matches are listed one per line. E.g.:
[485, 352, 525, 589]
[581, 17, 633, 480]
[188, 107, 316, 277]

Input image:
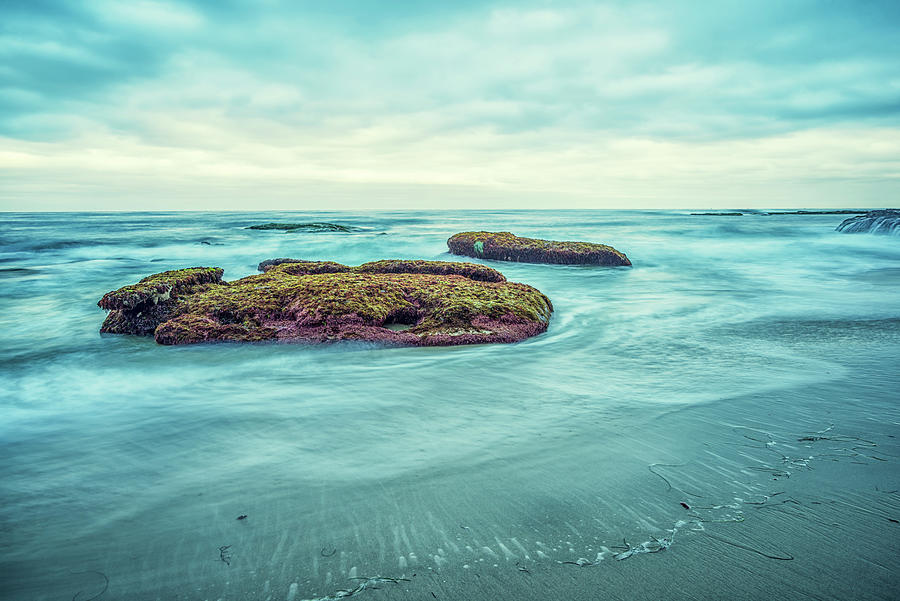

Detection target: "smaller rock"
[447, 231, 631, 266]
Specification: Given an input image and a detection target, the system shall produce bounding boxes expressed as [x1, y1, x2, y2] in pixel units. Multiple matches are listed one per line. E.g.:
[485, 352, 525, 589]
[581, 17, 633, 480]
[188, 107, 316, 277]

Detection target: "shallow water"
[1, 210, 899, 600]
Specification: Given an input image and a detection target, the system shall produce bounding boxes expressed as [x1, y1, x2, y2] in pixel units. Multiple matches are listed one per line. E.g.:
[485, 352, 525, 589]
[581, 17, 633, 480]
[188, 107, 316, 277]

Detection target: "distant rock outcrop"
[98, 260, 552, 346]
[690, 212, 745, 216]
[246, 223, 361, 232]
[447, 231, 631, 266]
[835, 210, 900, 235]
[690, 210, 868, 216]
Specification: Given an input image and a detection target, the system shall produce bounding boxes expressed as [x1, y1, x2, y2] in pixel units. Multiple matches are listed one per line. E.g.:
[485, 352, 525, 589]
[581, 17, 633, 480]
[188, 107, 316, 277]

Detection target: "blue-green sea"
[1, 210, 898, 600]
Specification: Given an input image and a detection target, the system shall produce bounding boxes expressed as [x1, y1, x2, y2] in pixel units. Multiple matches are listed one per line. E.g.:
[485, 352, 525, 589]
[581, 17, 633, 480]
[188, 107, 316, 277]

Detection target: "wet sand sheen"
[6, 349, 899, 601]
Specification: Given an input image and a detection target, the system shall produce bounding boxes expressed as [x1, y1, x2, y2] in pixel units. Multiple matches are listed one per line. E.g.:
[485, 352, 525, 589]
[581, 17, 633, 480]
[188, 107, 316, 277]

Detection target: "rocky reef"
[98, 260, 552, 346]
[246, 222, 360, 232]
[835, 210, 900, 235]
[448, 231, 631, 266]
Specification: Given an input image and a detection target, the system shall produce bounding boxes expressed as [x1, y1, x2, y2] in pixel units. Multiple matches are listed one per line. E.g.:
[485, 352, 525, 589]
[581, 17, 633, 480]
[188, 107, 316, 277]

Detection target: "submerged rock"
[447, 231, 631, 266]
[835, 210, 900, 235]
[98, 260, 552, 346]
[246, 222, 360, 232]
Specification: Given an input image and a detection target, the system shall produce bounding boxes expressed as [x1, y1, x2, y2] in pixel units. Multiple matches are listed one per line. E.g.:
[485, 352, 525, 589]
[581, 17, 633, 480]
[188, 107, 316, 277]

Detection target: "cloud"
[0, 0, 898, 208]
[88, 0, 205, 31]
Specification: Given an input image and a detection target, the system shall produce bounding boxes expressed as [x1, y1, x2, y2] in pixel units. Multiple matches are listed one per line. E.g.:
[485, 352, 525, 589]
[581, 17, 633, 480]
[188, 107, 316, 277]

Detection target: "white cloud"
[2, 123, 897, 209]
[1, 2, 898, 209]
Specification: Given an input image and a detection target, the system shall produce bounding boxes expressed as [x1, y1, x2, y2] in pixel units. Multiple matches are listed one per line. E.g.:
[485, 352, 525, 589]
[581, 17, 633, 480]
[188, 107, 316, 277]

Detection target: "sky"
[1, 0, 898, 210]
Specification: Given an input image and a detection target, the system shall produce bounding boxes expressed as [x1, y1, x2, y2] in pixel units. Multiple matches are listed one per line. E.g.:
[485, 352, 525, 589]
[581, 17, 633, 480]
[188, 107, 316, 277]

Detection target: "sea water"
[1, 210, 898, 600]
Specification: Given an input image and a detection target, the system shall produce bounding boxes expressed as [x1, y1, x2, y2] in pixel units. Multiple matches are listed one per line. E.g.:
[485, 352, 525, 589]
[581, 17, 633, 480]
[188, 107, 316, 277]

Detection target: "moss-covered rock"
[98, 267, 225, 335]
[353, 259, 506, 282]
[257, 258, 306, 271]
[98, 267, 224, 310]
[448, 231, 631, 266]
[98, 260, 552, 346]
[258, 258, 351, 274]
[257, 258, 507, 282]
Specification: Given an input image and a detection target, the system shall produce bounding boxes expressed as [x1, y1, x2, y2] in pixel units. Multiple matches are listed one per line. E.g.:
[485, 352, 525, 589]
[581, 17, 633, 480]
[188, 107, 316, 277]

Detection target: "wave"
[836, 210, 900, 235]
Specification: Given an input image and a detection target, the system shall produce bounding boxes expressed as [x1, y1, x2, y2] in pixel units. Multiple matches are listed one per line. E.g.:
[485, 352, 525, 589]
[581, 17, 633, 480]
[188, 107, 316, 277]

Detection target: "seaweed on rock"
[257, 258, 506, 282]
[98, 267, 224, 336]
[98, 267, 224, 311]
[447, 231, 631, 266]
[257, 258, 351, 275]
[353, 259, 506, 282]
[98, 260, 552, 347]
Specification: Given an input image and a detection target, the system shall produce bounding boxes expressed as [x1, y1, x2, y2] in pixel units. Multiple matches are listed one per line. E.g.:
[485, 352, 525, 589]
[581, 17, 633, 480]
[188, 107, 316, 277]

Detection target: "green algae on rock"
[98, 267, 224, 335]
[257, 258, 507, 282]
[98, 260, 552, 346]
[448, 231, 631, 266]
[353, 259, 506, 282]
[257, 258, 351, 275]
[246, 222, 360, 232]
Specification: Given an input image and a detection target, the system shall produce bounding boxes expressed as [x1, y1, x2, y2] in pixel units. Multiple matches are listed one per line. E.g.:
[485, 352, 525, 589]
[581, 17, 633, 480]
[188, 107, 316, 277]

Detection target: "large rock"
[835, 210, 900, 235]
[448, 231, 631, 266]
[98, 260, 552, 346]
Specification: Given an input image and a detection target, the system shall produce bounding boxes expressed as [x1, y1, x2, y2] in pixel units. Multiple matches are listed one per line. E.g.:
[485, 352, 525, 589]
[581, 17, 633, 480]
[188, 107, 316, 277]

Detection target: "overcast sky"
[1, 0, 898, 210]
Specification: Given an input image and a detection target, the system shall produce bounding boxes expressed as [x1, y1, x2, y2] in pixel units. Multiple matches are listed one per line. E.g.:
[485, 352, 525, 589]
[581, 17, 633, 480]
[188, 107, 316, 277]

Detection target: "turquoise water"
[1, 210, 899, 600]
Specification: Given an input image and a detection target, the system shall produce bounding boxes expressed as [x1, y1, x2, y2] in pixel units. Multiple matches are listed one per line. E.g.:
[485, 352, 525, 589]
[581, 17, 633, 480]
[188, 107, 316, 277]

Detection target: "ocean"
[1, 210, 898, 600]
